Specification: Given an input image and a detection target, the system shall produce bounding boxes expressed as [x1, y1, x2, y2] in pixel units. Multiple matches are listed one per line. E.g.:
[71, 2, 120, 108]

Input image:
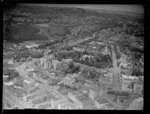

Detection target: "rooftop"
[96, 97, 110, 105]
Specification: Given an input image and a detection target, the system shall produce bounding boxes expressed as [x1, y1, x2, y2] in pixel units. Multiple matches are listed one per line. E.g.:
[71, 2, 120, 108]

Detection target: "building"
[55, 62, 63, 70]
[99, 76, 113, 90]
[44, 60, 49, 69]
[128, 97, 143, 110]
[23, 80, 37, 92]
[104, 103, 115, 110]
[7, 59, 14, 64]
[68, 103, 80, 109]
[101, 46, 110, 55]
[68, 92, 83, 109]
[73, 47, 85, 52]
[37, 102, 52, 109]
[25, 43, 39, 49]
[26, 68, 34, 72]
[94, 102, 108, 109]
[60, 75, 75, 87]
[122, 75, 139, 81]
[77, 94, 97, 109]
[32, 94, 48, 105]
[122, 75, 139, 92]
[99, 89, 104, 97]
[62, 59, 73, 63]
[4, 81, 14, 86]
[89, 89, 96, 100]
[32, 72, 47, 84]
[50, 98, 69, 109]
[95, 97, 110, 107]
[52, 60, 60, 70]
[104, 72, 113, 81]
[72, 73, 79, 78]
[35, 60, 42, 67]
[122, 79, 132, 92]
[24, 93, 39, 102]
[133, 84, 143, 94]
[39, 58, 49, 69]
[57, 101, 71, 109]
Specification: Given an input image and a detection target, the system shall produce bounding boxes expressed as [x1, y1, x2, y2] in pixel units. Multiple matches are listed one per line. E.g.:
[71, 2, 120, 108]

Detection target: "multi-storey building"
[59, 75, 75, 87]
[122, 75, 139, 92]
[68, 92, 83, 109]
[52, 60, 60, 70]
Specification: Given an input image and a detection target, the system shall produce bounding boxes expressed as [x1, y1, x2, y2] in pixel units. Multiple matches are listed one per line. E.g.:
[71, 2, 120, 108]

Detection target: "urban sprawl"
[3, 5, 144, 110]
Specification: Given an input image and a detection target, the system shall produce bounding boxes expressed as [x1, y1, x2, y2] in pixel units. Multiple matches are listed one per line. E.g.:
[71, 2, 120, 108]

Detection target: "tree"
[76, 75, 85, 84]
[71, 66, 80, 73]
[68, 62, 74, 69]
[31, 52, 43, 58]
[7, 71, 19, 81]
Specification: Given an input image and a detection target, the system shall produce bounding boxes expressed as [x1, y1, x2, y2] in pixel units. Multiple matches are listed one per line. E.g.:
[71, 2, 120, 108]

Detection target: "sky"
[23, 4, 144, 13]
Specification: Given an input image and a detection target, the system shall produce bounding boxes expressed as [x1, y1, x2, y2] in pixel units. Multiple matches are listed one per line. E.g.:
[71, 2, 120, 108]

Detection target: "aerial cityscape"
[3, 4, 144, 110]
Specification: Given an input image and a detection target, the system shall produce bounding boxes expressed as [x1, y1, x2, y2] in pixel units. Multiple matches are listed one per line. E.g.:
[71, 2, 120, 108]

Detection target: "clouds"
[23, 4, 144, 13]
